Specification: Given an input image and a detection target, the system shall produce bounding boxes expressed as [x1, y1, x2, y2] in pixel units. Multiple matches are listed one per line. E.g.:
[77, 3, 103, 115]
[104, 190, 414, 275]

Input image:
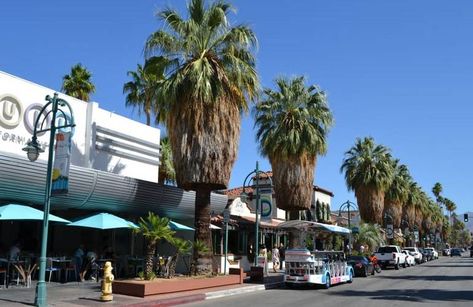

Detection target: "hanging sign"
[386, 224, 394, 239]
[260, 193, 273, 220]
[51, 132, 72, 195]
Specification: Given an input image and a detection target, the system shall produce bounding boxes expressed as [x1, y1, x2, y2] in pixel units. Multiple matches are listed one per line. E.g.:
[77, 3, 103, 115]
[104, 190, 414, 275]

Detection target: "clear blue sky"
[2, 0, 472, 215]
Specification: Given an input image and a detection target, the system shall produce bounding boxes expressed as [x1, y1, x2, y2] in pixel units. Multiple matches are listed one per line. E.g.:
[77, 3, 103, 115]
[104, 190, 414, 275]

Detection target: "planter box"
[114, 268, 244, 297]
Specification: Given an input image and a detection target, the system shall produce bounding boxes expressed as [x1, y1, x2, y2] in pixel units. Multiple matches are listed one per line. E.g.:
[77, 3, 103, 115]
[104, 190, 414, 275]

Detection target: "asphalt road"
[186, 254, 473, 307]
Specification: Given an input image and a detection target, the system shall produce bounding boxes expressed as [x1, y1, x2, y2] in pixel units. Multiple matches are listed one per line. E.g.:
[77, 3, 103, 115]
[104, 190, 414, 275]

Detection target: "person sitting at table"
[73, 244, 85, 281]
[82, 250, 99, 281]
[8, 242, 21, 260]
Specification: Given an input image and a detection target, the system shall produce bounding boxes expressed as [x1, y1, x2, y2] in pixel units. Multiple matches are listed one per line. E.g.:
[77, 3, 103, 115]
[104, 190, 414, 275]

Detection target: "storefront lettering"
[0, 93, 51, 134]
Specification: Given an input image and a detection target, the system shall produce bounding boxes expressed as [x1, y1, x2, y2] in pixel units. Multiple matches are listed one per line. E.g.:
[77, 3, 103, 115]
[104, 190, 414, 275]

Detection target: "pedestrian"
[278, 243, 285, 269]
[259, 244, 268, 276]
[73, 244, 85, 281]
[8, 242, 21, 260]
[272, 245, 280, 272]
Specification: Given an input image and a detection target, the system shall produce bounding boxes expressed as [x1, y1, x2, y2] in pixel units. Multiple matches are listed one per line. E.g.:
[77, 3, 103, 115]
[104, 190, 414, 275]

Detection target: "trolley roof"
[278, 220, 351, 234]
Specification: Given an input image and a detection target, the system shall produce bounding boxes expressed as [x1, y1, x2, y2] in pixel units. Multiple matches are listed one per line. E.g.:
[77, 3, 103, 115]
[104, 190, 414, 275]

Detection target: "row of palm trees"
[340, 137, 455, 241]
[58, 0, 458, 273]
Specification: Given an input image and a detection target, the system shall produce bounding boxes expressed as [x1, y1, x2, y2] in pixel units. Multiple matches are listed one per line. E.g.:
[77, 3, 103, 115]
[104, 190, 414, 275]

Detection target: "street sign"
[414, 230, 419, 243]
[386, 224, 394, 239]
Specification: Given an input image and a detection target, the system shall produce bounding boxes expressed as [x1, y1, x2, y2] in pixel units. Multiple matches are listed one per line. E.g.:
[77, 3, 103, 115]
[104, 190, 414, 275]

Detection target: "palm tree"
[432, 182, 443, 201]
[158, 136, 176, 185]
[444, 197, 457, 226]
[254, 76, 332, 247]
[403, 181, 419, 227]
[383, 160, 410, 228]
[169, 237, 193, 277]
[145, 0, 259, 274]
[123, 58, 166, 126]
[353, 222, 385, 253]
[340, 137, 394, 224]
[61, 63, 96, 101]
[134, 212, 175, 280]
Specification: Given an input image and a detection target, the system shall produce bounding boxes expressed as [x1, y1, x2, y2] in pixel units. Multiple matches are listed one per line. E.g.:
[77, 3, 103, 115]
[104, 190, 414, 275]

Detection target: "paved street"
[187, 255, 473, 307]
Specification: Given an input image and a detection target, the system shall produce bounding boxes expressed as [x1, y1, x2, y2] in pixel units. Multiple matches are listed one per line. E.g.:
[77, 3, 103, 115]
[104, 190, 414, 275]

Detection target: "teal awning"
[0, 204, 70, 223]
[169, 220, 194, 231]
[67, 212, 138, 230]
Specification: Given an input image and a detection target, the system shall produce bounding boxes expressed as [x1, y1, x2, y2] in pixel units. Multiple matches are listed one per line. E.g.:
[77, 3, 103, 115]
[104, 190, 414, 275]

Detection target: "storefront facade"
[0, 71, 226, 259]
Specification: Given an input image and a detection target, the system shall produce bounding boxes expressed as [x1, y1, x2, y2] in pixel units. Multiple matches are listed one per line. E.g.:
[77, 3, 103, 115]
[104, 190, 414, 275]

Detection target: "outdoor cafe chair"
[46, 258, 61, 282]
[0, 267, 6, 289]
[65, 263, 77, 282]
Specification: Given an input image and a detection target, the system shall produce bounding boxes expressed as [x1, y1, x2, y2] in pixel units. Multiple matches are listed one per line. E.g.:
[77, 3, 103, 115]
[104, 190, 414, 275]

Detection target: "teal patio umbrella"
[0, 203, 70, 223]
[67, 212, 138, 230]
[169, 220, 194, 231]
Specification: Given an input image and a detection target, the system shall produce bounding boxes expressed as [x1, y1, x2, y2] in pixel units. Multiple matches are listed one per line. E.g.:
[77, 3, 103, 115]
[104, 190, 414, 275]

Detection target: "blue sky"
[2, 0, 472, 215]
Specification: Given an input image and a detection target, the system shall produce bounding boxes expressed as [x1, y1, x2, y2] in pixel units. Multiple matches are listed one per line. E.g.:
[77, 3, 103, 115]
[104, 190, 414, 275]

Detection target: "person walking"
[279, 243, 285, 270]
[272, 245, 280, 272]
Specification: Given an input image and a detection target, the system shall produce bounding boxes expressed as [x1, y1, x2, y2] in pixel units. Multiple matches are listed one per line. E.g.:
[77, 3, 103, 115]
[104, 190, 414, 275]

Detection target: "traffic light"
[464, 213, 469, 223]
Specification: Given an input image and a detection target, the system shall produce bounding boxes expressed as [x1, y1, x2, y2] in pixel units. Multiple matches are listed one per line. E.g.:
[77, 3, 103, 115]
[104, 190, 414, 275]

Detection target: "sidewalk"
[0, 272, 284, 306]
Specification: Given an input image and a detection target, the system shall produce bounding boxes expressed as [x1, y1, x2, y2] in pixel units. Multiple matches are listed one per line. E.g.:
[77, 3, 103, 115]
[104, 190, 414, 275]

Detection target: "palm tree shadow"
[332, 289, 473, 302]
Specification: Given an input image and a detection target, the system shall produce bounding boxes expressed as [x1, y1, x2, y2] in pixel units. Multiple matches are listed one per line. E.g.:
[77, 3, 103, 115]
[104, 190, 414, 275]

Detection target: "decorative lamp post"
[240, 161, 273, 266]
[338, 200, 358, 255]
[401, 219, 411, 246]
[22, 93, 75, 307]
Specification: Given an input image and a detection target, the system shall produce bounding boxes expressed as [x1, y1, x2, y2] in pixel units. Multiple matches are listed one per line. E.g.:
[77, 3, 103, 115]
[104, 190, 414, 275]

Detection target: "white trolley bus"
[279, 220, 354, 289]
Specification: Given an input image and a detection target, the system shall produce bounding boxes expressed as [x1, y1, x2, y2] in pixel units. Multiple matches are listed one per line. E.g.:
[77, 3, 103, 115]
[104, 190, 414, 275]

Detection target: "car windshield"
[377, 246, 398, 253]
[404, 248, 415, 251]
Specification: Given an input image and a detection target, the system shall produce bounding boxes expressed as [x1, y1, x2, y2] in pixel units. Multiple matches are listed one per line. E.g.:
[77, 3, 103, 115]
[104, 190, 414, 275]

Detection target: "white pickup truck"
[374, 245, 407, 270]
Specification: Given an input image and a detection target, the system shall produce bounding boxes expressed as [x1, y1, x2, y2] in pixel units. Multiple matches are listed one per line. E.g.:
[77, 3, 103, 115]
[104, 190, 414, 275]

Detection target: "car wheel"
[347, 270, 353, 283]
[324, 274, 331, 289]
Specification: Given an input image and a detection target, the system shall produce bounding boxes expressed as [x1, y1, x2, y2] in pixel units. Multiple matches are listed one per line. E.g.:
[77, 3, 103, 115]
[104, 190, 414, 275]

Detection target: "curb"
[126, 281, 285, 306]
[205, 281, 284, 300]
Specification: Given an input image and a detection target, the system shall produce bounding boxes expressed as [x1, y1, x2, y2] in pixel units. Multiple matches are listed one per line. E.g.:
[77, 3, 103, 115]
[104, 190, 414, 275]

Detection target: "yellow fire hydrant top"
[100, 261, 114, 301]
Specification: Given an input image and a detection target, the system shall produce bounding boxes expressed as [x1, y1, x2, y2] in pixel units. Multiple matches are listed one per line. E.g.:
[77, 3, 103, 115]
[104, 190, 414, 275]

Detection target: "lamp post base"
[34, 281, 47, 307]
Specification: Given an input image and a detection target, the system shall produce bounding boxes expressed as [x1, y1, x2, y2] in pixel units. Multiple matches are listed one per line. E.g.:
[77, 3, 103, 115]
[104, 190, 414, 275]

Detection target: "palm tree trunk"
[288, 211, 301, 249]
[194, 186, 212, 275]
[145, 240, 156, 278]
[146, 110, 151, 126]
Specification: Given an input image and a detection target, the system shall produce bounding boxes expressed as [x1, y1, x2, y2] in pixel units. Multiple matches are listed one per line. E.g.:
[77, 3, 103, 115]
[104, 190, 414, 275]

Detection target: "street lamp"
[240, 161, 272, 266]
[22, 93, 75, 307]
[338, 200, 358, 255]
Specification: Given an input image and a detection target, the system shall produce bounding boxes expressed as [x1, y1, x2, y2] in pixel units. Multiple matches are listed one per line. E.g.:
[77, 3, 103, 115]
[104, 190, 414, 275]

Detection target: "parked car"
[404, 247, 423, 264]
[450, 248, 462, 257]
[374, 245, 407, 269]
[348, 255, 375, 277]
[442, 248, 451, 256]
[470, 246, 473, 258]
[402, 250, 416, 266]
[424, 247, 439, 259]
[418, 248, 431, 262]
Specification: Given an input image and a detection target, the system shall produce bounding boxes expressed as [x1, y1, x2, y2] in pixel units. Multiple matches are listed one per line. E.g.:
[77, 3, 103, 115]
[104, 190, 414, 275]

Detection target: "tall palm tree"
[123, 58, 166, 126]
[158, 136, 176, 185]
[134, 212, 175, 280]
[444, 197, 457, 226]
[403, 181, 420, 228]
[432, 182, 443, 201]
[340, 137, 394, 224]
[145, 0, 259, 274]
[383, 160, 410, 228]
[254, 76, 332, 218]
[61, 63, 96, 102]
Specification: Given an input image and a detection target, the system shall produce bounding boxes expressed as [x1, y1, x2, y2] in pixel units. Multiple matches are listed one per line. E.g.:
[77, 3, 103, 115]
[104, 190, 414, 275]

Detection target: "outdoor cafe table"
[52, 258, 72, 283]
[1, 258, 37, 288]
